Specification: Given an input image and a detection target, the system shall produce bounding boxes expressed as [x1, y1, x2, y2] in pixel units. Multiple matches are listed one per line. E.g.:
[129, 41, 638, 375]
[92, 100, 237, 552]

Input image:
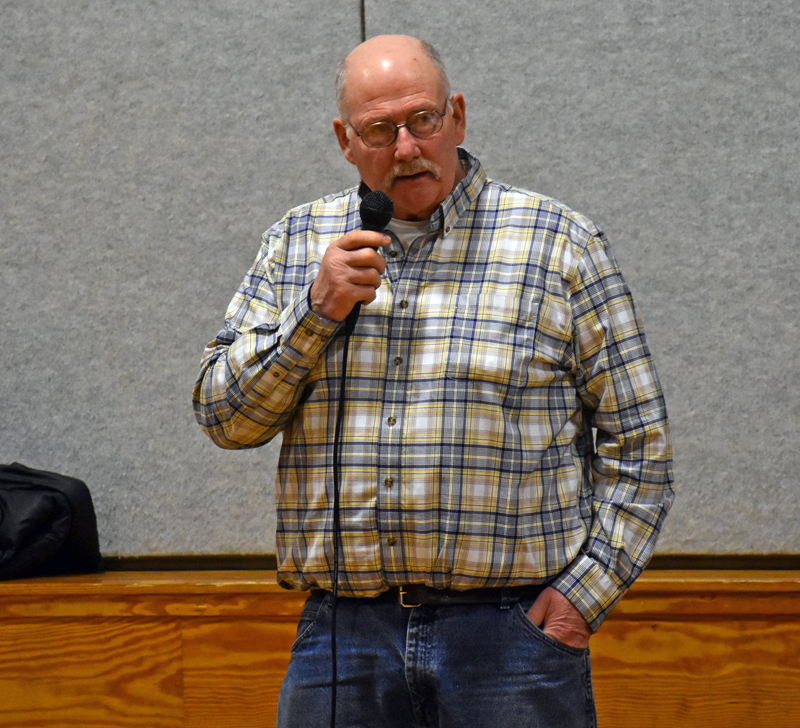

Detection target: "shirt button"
[389, 250, 398, 258]
[387, 417, 396, 426]
[399, 300, 408, 309]
[384, 478, 394, 488]
[393, 356, 402, 366]
[386, 537, 396, 546]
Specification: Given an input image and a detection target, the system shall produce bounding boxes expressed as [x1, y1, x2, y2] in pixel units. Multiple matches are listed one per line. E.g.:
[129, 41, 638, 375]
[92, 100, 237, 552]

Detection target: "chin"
[391, 180, 445, 213]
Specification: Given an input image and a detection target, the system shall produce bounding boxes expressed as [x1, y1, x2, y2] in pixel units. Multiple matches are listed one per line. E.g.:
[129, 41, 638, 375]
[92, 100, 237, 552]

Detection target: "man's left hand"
[526, 587, 592, 649]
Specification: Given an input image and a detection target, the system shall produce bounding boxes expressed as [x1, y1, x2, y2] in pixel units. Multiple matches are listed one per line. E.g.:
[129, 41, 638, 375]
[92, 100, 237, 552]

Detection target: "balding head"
[335, 35, 451, 120]
[331, 35, 466, 221]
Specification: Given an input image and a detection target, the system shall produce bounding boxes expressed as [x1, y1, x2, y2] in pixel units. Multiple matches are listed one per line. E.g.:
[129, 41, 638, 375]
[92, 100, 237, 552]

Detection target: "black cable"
[329, 191, 393, 728]
[330, 324, 352, 728]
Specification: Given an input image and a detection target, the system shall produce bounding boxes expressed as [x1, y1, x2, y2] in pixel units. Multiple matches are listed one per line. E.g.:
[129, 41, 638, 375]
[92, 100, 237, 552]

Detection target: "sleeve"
[550, 232, 675, 631]
[192, 222, 341, 449]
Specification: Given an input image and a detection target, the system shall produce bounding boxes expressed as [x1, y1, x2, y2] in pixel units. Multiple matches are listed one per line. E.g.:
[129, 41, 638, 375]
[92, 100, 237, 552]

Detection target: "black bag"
[0, 462, 103, 579]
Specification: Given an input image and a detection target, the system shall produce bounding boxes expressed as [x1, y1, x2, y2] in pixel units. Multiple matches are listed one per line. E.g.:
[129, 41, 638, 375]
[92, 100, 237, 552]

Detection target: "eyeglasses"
[349, 100, 450, 149]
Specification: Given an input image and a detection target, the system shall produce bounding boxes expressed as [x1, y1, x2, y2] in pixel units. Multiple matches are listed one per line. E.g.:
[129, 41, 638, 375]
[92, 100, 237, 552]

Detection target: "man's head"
[333, 35, 466, 221]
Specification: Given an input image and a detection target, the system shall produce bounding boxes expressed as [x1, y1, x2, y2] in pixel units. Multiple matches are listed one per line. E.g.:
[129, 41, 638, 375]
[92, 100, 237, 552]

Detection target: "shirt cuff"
[276, 282, 342, 365]
[550, 554, 626, 632]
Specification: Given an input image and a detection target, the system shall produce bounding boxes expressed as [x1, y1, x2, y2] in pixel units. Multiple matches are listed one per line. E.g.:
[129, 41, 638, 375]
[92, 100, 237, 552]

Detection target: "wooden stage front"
[0, 570, 798, 727]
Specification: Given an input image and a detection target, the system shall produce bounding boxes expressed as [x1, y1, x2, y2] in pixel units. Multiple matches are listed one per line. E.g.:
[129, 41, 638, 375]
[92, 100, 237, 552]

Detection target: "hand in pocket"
[526, 587, 591, 650]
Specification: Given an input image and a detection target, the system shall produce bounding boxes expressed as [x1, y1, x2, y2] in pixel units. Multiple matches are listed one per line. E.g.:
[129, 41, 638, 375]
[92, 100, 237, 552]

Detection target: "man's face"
[333, 42, 466, 221]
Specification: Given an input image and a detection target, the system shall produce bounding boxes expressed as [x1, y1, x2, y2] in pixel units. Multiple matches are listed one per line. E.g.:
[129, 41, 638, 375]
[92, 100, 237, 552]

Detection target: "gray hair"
[335, 39, 452, 121]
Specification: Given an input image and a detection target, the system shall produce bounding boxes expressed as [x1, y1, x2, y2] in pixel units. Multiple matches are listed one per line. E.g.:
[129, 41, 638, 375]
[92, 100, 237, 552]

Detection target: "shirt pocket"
[444, 292, 532, 390]
[444, 291, 572, 390]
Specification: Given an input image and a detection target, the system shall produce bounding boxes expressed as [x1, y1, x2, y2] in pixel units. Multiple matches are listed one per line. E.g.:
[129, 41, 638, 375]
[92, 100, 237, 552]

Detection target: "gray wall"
[2, 0, 798, 558]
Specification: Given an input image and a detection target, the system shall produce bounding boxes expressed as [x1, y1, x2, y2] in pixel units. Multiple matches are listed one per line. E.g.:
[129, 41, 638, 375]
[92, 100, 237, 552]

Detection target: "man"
[194, 35, 674, 727]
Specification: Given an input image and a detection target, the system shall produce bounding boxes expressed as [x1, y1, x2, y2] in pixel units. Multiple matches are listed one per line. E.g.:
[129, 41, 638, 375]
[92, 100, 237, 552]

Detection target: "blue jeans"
[277, 590, 596, 728]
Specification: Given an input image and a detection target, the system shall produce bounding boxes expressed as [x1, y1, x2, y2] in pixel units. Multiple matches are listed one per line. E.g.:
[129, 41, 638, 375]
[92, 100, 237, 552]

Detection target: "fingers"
[346, 246, 387, 277]
[309, 232, 391, 322]
[526, 587, 591, 650]
[337, 230, 391, 251]
[526, 589, 547, 627]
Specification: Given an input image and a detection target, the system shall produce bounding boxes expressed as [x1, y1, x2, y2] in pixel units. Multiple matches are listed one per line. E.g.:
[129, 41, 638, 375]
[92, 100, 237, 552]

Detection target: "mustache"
[384, 158, 442, 187]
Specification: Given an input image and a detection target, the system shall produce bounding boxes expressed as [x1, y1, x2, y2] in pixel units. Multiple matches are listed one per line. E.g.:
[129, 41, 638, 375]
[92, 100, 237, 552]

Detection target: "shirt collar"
[434, 147, 486, 237]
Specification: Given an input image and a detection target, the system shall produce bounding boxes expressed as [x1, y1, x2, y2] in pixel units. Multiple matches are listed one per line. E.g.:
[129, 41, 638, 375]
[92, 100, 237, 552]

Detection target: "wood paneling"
[0, 570, 798, 727]
[0, 572, 304, 728]
[182, 620, 297, 728]
[592, 570, 800, 728]
[593, 620, 800, 728]
[0, 619, 183, 727]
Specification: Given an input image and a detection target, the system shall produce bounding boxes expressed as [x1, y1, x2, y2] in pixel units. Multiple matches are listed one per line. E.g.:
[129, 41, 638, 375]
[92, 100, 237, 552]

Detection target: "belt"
[377, 583, 544, 608]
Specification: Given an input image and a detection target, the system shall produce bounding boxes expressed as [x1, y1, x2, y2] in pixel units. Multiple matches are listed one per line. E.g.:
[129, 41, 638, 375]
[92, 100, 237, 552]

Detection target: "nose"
[393, 125, 420, 160]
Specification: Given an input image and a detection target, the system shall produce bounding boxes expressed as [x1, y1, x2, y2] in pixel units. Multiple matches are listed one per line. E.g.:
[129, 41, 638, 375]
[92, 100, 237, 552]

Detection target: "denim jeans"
[276, 590, 596, 728]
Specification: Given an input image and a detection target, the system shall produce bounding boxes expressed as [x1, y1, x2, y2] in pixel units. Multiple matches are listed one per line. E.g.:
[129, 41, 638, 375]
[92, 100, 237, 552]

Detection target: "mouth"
[394, 171, 431, 183]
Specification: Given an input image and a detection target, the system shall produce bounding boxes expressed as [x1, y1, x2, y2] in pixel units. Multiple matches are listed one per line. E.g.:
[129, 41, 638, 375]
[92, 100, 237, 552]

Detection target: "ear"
[449, 93, 466, 146]
[333, 118, 357, 166]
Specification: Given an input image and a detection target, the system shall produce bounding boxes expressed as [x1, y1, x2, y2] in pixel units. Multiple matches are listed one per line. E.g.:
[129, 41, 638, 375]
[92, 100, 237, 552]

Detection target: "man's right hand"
[309, 230, 391, 322]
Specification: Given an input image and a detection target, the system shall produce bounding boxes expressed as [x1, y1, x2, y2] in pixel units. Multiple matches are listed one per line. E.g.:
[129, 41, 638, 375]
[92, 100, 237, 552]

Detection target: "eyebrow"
[361, 104, 440, 127]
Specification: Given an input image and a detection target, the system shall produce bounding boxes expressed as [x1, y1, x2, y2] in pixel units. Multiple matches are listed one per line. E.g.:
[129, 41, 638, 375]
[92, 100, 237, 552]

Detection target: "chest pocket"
[445, 292, 531, 389]
[445, 291, 572, 390]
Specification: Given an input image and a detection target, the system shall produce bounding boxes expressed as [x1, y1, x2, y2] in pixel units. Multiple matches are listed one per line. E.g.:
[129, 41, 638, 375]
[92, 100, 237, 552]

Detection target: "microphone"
[344, 190, 394, 335]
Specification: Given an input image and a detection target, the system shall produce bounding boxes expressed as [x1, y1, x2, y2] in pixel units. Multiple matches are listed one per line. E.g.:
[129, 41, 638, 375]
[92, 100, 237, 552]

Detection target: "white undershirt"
[386, 217, 430, 252]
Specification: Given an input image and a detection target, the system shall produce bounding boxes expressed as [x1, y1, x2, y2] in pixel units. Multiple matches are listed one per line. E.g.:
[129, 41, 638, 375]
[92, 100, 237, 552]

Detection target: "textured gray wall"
[2, 0, 798, 557]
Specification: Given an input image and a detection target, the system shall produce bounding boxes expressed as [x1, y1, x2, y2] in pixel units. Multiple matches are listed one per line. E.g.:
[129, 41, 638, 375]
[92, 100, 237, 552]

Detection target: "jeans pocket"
[291, 591, 328, 652]
[514, 599, 589, 658]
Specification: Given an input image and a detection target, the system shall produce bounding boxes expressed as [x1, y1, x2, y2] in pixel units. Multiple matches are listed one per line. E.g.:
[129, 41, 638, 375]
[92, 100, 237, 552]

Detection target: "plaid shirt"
[194, 149, 674, 630]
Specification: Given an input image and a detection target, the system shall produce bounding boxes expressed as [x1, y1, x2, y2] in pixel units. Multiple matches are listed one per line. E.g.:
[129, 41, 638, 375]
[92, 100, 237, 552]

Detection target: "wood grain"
[182, 620, 297, 728]
[593, 618, 800, 727]
[0, 570, 797, 727]
[0, 619, 183, 728]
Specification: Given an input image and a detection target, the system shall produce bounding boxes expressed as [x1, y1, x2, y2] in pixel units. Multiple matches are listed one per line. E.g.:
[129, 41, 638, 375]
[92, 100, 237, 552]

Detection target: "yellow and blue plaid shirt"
[194, 149, 674, 630]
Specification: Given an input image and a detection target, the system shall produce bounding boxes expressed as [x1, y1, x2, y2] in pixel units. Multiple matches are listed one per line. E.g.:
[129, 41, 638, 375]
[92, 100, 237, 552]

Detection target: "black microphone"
[344, 191, 394, 335]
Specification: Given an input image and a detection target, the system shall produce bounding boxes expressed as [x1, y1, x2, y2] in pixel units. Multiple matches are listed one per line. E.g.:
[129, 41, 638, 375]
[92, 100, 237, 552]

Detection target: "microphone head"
[359, 190, 394, 232]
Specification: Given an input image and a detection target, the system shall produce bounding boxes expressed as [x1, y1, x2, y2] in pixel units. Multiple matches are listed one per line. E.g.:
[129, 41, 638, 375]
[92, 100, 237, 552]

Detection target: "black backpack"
[0, 462, 103, 579]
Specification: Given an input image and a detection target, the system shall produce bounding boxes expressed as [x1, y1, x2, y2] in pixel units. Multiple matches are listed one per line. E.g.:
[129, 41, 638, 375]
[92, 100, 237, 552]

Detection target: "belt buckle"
[398, 587, 421, 608]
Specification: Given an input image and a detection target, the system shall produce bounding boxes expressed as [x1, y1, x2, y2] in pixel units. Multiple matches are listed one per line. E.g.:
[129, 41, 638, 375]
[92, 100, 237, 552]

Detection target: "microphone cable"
[329, 191, 393, 728]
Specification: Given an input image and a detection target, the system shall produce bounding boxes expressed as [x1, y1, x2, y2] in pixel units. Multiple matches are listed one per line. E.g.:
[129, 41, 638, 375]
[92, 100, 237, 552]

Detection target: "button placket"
[376, 238, 432, 566]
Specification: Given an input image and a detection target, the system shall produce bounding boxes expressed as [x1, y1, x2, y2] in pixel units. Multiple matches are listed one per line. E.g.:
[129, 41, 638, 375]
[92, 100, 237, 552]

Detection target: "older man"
[194, 35, 674, 727]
